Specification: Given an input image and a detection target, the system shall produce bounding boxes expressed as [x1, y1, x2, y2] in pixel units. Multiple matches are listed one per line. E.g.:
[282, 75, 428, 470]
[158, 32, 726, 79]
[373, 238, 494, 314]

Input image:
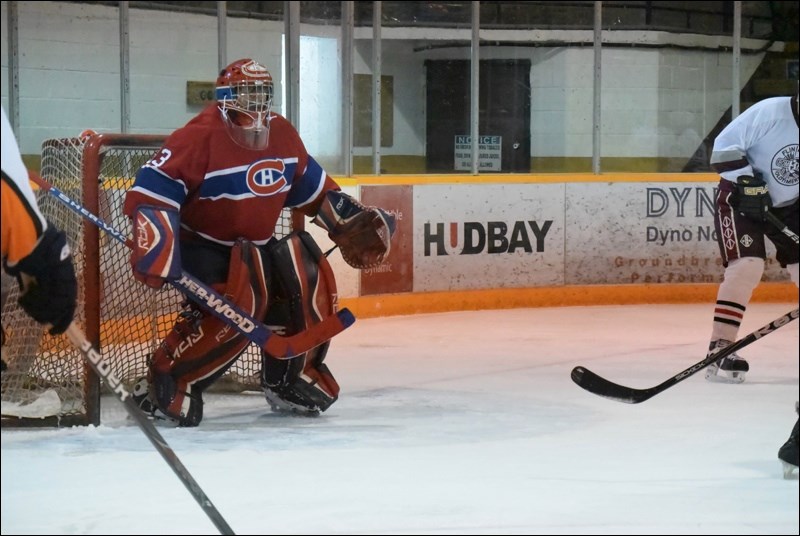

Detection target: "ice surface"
[2, 303, 798, 535]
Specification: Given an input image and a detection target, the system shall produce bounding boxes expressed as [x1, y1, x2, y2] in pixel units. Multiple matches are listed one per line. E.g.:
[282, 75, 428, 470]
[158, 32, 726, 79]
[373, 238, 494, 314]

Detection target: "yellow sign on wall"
[186, 81, 216, 106]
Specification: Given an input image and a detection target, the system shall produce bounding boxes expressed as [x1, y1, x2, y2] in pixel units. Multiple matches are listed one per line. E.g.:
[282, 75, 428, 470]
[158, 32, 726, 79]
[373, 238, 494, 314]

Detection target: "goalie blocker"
[134, 229, 341, 426]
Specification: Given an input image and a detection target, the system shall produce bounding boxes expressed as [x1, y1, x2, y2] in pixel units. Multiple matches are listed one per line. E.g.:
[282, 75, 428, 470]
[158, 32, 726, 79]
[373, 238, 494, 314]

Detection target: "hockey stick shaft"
[64, 323, 235, 535]
[765, 211, 799, 244]
[571, 307, 799, 403]
[30, 174, 355, 358]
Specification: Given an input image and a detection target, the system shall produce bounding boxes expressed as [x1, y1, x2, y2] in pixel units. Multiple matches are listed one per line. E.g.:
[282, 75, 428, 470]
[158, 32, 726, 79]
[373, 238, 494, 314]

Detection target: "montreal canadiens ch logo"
[241, 60, 270, 79]
[246, 159, 287, 196]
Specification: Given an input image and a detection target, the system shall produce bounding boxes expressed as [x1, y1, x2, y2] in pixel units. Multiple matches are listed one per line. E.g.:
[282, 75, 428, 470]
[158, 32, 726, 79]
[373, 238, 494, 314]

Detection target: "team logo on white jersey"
[772, 144, 799, 186]
[246, 159, 288, 196]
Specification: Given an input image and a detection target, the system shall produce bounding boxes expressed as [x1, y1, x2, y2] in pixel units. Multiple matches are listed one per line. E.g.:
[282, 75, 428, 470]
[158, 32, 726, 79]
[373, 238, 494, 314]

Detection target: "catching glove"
[312, 191, 396, 269]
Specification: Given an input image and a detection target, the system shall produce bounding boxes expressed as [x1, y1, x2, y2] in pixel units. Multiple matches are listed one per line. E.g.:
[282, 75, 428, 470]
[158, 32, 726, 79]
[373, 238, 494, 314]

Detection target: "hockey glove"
[312, 191, 396, 269]
[130, 205, 182, 289]
[732, 175, 772, 222]
[3, 225, 77, 335]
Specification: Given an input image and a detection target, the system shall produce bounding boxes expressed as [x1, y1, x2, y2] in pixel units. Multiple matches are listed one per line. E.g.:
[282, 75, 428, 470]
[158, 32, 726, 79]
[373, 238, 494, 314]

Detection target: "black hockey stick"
[766, 211, 799, 245]
[64, 323, 235, 535]
[571, 307, 799, 404]
[30, 173, 354, 359]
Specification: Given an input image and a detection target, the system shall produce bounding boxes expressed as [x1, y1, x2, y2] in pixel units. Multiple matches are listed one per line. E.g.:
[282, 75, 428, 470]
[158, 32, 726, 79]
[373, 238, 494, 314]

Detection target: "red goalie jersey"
[122, 104, 339, 246]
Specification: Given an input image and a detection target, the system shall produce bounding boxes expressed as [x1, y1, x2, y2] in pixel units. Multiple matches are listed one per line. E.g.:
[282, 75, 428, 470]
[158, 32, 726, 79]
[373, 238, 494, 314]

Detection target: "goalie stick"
[64, 323, 235, 535]
[29, 173, 355, 359]
[571, 307, 799, 404]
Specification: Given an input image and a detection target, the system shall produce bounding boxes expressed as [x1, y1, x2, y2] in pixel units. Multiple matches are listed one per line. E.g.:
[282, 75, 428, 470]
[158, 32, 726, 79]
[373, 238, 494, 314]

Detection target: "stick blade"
[337, 307, 356, 329]
[264, 307, 357, 358]
[570, 366, 650, 404]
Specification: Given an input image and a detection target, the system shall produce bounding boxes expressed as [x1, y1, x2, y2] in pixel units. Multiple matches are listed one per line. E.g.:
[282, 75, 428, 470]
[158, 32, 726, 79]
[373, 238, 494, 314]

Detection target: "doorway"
[425, 59, 531, 173]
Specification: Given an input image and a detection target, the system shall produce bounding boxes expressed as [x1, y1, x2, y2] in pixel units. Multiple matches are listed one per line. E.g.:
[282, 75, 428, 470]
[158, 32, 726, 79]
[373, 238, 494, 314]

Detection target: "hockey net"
[1, 133, 300, 426]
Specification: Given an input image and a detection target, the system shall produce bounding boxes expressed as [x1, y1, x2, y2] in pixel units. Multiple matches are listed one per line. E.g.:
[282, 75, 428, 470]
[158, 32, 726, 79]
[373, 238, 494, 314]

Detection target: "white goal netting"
[1, 133, 296, 426]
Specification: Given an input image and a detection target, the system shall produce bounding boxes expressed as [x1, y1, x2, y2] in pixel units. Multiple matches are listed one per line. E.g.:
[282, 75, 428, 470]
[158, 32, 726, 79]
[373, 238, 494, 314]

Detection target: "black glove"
[3, 225, 77, 335]
[732, 175, 772, 222]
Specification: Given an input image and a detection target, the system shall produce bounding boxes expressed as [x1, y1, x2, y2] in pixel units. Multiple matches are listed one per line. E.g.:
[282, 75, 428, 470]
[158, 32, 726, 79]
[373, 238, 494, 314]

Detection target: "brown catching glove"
[312, 191, 396, 269]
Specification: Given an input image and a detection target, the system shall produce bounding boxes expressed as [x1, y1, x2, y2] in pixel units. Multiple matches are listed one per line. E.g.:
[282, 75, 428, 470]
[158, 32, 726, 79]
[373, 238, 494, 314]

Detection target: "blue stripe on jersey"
[135, 167, 187, 206]
[200, 169, 256, 199]
[285, 155, 326, 208]
[199, 161, 299, 200]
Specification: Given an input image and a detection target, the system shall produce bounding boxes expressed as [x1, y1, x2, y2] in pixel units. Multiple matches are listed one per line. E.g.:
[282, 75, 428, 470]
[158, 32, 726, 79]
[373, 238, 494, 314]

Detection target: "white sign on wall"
[563, 182, 787, 285]
[413, 183, 565, 291]
[402, 181, 787, 296]
[454, 135, 502, 171]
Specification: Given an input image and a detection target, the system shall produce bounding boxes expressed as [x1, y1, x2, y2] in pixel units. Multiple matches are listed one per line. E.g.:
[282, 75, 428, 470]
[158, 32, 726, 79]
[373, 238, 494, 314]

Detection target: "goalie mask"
[216, 58, 274, 150]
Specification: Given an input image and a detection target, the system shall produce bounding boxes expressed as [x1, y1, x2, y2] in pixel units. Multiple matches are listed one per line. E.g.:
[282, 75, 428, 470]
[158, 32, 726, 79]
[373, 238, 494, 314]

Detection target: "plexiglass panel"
[481, 2, 596, 174]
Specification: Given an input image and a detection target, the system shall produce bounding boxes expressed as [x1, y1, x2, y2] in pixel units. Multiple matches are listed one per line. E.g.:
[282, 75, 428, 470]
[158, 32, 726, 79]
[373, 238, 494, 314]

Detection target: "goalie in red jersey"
[123, 58, 395, 426]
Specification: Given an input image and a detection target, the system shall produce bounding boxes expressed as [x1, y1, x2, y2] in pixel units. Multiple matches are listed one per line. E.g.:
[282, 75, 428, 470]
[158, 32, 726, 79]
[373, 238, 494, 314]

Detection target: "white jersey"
[710, 95, 799, 208]
[1, 106, 40, 210]
[1, 106, 48, 265]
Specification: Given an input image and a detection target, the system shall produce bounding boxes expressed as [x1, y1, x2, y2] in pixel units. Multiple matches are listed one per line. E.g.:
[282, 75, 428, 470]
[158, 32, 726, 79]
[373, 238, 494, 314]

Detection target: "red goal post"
[1, 132, 301, 427]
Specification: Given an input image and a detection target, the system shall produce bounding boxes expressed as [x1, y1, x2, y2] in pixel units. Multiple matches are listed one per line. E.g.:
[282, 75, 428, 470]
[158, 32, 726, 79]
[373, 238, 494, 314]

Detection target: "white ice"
[2, 303, 799, 535]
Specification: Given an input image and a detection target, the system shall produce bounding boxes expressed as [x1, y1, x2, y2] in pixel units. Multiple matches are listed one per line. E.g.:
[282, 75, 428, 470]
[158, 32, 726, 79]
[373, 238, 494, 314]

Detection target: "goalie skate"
[131, 377, 178, 425]
[263, 386, 321, 416]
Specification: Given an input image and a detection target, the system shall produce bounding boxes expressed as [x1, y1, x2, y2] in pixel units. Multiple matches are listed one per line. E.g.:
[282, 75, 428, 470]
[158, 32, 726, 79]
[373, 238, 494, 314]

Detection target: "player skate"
[705, 339, 749, 383]
[778, 403, 799, 479]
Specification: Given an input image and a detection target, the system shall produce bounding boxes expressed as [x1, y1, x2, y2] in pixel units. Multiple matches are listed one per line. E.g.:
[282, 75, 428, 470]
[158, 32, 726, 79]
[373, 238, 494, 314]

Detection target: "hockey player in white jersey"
[705, 89, 798, 476]
[705, 90, 799, 384]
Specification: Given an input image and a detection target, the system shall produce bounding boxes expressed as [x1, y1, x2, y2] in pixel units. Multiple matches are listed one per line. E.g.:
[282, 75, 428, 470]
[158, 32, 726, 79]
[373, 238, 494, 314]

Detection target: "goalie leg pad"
[262, 342, 339, 414]
[146, 239, 269, 426]
[261, 231, 340, 414]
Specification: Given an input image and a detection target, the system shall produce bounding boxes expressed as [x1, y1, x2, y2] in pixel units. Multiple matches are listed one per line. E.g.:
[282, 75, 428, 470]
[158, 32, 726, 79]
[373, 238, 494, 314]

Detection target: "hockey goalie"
[123, 58, 395, 426]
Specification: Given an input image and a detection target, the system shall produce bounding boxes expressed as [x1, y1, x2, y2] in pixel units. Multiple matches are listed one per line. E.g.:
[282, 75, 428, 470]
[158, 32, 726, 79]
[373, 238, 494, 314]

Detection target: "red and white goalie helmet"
[216, 58, 274, 150]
